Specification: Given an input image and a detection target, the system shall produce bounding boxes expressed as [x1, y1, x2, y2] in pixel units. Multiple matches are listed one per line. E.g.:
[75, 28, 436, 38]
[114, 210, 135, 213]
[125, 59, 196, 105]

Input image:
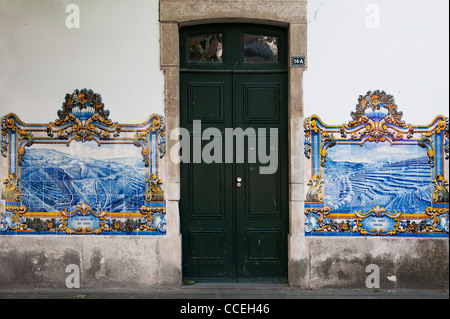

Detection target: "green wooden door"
[180, 24, 288, 283]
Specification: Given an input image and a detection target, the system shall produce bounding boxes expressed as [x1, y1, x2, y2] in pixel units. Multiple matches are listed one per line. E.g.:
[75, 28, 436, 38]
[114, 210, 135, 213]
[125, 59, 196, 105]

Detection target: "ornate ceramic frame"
[1, 89, 166, 235]
[304, 90, 449, 237]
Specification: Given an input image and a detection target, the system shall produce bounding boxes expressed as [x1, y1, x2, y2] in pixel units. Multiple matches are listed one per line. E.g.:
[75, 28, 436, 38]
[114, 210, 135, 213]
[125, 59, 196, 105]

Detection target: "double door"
[180, 24, 288, 282]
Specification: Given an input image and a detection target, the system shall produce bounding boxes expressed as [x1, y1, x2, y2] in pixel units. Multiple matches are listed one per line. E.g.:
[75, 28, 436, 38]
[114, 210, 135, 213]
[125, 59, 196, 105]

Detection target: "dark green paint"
[180, 24, 288, 283]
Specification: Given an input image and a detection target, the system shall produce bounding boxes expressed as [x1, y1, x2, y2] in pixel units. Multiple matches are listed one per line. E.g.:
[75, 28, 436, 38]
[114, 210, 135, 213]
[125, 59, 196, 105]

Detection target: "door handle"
[236, 177, 242, 187]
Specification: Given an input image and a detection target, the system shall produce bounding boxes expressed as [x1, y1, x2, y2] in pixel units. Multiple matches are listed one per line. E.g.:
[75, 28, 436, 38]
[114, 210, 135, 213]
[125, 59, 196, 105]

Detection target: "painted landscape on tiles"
[21, 144, 146, 213]
[324, 143, 432, 215]
[1, 92, 166, 235]
[303, 90, 448, 237]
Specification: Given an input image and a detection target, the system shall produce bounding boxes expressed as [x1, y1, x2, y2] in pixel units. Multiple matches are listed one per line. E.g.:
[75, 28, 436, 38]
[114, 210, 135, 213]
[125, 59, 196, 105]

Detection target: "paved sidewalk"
[0, 284, 448, 299]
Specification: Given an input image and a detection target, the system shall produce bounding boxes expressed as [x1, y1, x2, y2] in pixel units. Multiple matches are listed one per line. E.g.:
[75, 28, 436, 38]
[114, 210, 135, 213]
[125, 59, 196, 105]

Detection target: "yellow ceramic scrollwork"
[1, 173, 21, 202]
[306, 175, 324, 203]
[432, 175, 449, 203]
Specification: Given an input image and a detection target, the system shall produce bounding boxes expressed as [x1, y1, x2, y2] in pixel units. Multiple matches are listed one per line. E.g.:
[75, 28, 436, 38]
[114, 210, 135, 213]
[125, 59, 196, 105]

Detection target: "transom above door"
[179, 23, 288, 283]
[180, 23, 287, 72]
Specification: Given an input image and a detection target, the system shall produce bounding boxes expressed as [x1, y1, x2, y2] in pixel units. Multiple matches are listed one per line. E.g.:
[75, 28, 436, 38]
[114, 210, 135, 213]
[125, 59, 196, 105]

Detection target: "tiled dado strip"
[1, 89, 166, 235]
[304, 90, 449, 237]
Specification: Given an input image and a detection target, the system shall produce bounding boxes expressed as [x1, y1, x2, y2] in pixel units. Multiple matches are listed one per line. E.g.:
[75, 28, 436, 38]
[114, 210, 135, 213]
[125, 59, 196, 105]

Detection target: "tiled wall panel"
[304, 90, 449, 237]
[1, 89, 166, 236]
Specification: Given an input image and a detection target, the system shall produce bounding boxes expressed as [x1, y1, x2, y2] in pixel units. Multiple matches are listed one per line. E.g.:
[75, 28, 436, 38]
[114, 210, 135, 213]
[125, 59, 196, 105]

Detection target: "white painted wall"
[1, 0, 448, 124]
[0, 0, 164, 124]
[304, 0, 449, 125]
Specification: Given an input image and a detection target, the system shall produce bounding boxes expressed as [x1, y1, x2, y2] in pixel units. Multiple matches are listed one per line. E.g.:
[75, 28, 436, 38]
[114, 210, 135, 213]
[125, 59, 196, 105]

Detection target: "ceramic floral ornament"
[351, 90, 404, 124]
[59, 89, 109, 122]
[47, 89, 120, 143]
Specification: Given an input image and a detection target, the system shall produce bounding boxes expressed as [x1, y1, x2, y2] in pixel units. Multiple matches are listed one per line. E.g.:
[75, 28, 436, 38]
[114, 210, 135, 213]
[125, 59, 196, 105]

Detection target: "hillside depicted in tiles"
[324, 154, 432, 214]
[21, 147, 146, 213]
[304, 91, 449, 237]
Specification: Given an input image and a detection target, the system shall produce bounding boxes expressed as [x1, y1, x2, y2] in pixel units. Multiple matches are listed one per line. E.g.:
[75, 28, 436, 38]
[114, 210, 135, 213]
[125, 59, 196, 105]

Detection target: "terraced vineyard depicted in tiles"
[324, 144, 432, 215]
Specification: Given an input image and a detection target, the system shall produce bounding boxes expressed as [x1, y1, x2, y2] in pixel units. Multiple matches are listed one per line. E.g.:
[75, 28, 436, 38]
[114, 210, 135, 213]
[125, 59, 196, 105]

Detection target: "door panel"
[234, 74, 288, 281]
[243, 84, 280, 122]
[181, 73, 234, 280]
[190, 161, 224, 218]
[189, 229, 225, 261]
[246, 230, 282, 262]
[189, 83, 225, 122]
[246, 162, 280, 218]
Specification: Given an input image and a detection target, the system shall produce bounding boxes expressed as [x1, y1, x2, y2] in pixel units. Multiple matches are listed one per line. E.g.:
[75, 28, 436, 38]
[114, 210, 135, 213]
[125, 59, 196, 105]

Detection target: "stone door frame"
[159, 0, 307, 286]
